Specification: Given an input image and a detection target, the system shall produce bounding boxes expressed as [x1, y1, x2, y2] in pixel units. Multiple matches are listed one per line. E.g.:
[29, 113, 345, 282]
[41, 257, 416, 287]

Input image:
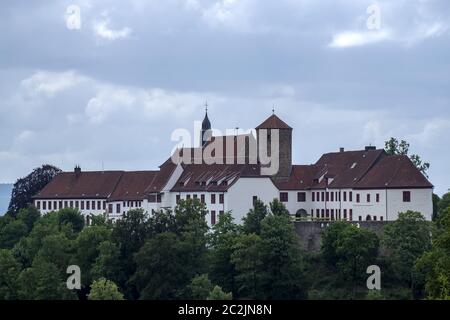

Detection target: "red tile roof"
[109, 171, 159, 201]
[354, 155, 433, 189]
[256, 114, 292, 130]
[271, 165, 316, 190]
[33, 171, 124, 199]
[171, 163, 261, 192]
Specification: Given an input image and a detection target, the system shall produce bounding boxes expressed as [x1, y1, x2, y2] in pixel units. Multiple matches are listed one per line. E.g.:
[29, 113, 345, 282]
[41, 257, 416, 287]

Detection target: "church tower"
[200, 102, 212, 147]
[256, 112, 292, 178]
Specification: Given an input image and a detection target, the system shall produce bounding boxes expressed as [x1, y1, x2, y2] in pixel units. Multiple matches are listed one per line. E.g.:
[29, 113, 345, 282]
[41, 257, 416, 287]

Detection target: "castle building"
[32, 111, 433, 225]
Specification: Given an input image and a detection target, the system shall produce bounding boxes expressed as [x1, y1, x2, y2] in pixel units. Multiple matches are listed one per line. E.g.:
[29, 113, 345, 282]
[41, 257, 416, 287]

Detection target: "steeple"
[201, 101, 212, 146]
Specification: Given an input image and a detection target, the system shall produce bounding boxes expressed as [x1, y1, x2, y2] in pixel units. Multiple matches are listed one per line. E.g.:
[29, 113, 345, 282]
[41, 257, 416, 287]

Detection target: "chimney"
[74, 165, 81, 178]
[339, 147, 345, 153]
[365, 146, 376, 151]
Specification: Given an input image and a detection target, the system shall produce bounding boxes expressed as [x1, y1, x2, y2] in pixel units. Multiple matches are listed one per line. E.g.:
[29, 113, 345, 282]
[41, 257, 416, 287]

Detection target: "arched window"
[365, 215, 372, 221]
[296, 209, 308, 220]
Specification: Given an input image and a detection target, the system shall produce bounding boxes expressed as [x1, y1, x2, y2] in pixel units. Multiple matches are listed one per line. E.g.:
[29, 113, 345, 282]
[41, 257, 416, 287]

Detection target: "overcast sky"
[0, 0, 449, 195]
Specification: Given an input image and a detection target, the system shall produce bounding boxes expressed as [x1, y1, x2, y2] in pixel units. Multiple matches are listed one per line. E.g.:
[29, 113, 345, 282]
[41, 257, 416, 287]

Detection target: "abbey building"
[32, 111, 433, 225]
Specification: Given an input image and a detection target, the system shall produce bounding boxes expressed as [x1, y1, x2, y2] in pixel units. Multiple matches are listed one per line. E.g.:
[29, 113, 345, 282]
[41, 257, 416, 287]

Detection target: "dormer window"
[351, 162, 357, 169]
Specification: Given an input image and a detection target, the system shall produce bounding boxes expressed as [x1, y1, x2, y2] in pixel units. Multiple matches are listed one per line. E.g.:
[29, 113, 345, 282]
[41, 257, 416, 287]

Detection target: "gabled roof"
[109, 171, 159, 201]
[33, 171, 124, 199]
[354, 155, 433, 189]
[171, 163, 261, 192]
[271, 165, 316, 190]
[312, 149, 386, 189]
[256, 114, 292, 130]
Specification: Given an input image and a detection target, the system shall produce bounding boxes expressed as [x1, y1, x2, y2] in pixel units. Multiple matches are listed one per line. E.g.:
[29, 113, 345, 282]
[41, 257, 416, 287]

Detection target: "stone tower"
[256, 113, 292, 178]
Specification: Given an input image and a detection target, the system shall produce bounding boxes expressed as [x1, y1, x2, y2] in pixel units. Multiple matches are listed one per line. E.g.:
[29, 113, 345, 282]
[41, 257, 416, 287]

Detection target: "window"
[108, 204, 113, 214]
[326, 209, 329, 219]
[331, 209, 334, 220]
[349, 209, 353, 221]
[36, 201, 41, 210]
[81, 201, 85, 210]
[176, 195, 180, 204]
[321, 192, 325, 202]
[359, 216, 362, 221]
[376, 194, 380, 203]
[64, 201, 68, 208]
[343, 192, 347, 202]
[403, 191, 411, 202]
[356, 194, 360, 203]
[157, 194, 162, 203]
[374, 216, 377, 221]
[367, 194, 371, 203]
[186, 194, 191, 200]
[193, 194, 198, 199]
[48, 201, 52, 211]
[326, 192, 329, 202]
[75, 201, 79, 209]
[116, 203, 120, 214]
[331, 192, 334, 202]
[211, 194, 216, 204]
[321, 209, 324, 218]
[280, 192, 288, 202]
[316, 209, 320, 218]
[103, 201, 106, 210]
[92, 201, 95, 210]
[149, 195, 157, 203]
[380, 216, 384, 221]
[344, 209, 347, 219]
[98, 201, 101, 210]
[70, 201, 74, 208]
[349, 192, 353, 202]
[219, 210, 224, 216]
[59, 201, 62, 209]
[43, 201, 47, 210]
[86, 201, 90, 210]
[312, 192, 315, 202]
[297, 192, 306, 202]
[219, 194, 224, 204]
[211, 211, 216, 225]
[201, 194, 205, 204]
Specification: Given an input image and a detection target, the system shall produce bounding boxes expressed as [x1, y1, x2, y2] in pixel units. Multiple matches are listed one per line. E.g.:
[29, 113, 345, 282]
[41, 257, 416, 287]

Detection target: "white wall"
[386, 188, 433, 221]
[227, 177, 279, 224]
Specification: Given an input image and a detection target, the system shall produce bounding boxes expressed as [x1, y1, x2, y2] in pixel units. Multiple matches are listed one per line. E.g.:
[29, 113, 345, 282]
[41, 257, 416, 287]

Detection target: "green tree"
[258, 213, 306, 299]
[231, 233, 264, 299]
[384, 137, 430, 177]
[433, 193, 441, 221]
[242, 199, 269, 235]
[91, 240, 123, 284]
[16, 206, 41, 232]
[148, 209, 177, 235]
[438, 192, 450, 216]
[8, 164, 61, 215]
[57, 208, 85, 234]
[75, 224, 112, 286]
[335, 226, 379, 285]
[0, 219, 28, 249]
[0, 249, 21, 299]
[382, 211, 432, 293]
[88, 278, 124, 300]
[321, 222, 379, 292]
[17, 256, 76, 300]
[208, 212, 239, 295]
[111, 209, 150, 298]
[415, 207, 450, 299]
[269, 199, 290, 217]
[185, 274, 213, 300]
[133, 232, 190, 299]
[208, 285, 232, 300]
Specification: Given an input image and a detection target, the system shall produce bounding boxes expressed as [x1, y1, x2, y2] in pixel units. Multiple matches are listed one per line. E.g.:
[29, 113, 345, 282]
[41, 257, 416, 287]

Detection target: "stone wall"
[294, 221, 390, 252]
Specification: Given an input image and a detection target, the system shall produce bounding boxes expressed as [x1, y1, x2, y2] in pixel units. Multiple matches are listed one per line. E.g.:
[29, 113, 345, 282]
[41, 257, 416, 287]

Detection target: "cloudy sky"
[0, 0, 449, 195]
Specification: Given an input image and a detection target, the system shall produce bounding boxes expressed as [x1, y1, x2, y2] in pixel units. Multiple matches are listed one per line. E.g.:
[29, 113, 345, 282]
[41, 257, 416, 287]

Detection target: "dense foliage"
[8, 165, 61, 216]
[0, 193, 449, 300]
